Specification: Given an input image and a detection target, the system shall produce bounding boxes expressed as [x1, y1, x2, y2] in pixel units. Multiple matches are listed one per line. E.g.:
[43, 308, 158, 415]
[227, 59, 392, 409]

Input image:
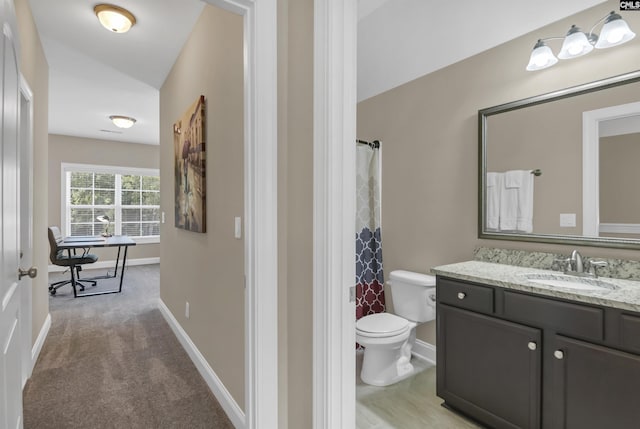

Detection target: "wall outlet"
[234, 216, 242, 239]
[560, 213, 576, 227]
[185, 301, 190, 319]
[162, 211, 166, 224]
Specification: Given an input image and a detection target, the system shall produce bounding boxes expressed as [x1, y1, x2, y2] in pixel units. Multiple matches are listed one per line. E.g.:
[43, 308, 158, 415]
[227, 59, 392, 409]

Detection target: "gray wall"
[357, 0, 640, 345]
[47, 134, 160, 261]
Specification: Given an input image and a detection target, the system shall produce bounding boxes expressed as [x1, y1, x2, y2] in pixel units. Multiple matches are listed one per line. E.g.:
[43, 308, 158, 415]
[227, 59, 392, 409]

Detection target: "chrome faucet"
[570, 250, 584, 273]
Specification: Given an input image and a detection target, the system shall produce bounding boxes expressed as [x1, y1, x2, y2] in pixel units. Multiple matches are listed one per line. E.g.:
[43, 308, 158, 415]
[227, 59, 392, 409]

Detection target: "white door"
[1, 0, 25, 427]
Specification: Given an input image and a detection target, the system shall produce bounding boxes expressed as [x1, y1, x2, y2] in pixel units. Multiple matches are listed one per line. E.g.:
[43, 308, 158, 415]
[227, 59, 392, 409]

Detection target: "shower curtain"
[355, 144, 385, 320]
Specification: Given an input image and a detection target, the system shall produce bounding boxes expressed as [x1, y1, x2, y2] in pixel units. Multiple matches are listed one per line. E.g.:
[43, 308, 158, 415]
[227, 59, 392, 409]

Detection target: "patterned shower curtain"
[355, 144, 385, 320]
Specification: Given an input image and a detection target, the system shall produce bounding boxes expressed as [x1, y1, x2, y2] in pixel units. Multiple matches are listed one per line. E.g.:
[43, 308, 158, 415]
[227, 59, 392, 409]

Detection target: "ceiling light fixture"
[526, 11, 635, 71]
[94, 4, 137, 34]
[109, 115, 137, 129]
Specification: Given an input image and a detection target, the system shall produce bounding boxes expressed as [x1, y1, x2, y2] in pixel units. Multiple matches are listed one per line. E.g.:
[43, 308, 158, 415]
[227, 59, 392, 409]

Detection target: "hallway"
[23, 264, 233, 428]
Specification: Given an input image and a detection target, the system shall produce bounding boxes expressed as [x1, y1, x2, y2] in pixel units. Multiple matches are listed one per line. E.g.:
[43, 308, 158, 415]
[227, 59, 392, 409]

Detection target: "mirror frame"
[478, 69, 640, 249]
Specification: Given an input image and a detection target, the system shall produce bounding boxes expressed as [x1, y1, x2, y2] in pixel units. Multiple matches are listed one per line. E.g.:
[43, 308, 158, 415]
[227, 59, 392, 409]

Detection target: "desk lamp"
[97, 215, 112, 237]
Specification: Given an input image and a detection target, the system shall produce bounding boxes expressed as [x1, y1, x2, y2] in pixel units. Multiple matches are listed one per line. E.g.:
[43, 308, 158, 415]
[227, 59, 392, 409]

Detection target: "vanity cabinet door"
[550, 335, 640, 429]
[437, 304, 541, 429]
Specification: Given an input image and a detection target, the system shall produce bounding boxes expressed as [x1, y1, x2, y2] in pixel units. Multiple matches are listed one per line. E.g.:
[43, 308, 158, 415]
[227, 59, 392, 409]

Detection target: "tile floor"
[356, 351, 483, 429]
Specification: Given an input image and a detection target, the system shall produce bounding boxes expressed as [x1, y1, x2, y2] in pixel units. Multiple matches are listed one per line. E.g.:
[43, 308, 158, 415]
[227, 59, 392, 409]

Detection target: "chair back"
[48, 226, 65, 264]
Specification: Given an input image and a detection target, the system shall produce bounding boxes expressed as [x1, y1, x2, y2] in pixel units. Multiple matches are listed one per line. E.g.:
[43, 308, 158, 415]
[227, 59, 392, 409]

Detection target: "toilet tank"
[388, 270, 436, 323]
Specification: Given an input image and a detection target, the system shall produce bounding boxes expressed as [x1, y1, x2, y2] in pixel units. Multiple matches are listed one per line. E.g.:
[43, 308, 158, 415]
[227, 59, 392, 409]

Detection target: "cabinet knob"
[527, 342, 537, 351]
[554, 350, 564, 360]
[457, 292, 466, 300]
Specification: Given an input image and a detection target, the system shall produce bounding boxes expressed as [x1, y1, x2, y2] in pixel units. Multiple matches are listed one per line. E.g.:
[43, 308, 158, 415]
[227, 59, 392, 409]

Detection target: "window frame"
[61, 162, 160, 244]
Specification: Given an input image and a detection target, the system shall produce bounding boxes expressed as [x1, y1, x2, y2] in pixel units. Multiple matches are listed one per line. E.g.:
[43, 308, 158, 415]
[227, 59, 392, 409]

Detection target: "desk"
[58, 235, 136, 298]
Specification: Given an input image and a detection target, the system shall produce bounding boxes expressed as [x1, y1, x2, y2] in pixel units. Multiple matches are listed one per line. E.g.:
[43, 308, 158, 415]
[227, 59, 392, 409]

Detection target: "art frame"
[174, 95, 206, 232]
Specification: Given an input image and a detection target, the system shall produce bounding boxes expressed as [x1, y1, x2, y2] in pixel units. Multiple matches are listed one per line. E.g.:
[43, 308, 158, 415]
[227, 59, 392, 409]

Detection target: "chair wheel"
[50, 289, 56, 295]
[80, 285, 85, 291]
[48, 286, 53, 291]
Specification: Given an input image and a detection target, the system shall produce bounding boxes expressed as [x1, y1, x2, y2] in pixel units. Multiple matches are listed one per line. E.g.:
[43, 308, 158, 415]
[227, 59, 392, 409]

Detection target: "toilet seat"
[356, 313, 409, 338]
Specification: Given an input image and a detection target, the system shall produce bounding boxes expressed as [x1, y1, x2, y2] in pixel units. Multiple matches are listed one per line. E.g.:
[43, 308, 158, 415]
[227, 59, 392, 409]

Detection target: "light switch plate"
[560, 213, 576, 227]
[234, 216, 242, 239]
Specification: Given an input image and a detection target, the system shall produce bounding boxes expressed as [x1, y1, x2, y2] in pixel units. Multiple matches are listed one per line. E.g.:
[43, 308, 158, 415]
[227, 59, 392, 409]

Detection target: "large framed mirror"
[479, 70, 640, 249]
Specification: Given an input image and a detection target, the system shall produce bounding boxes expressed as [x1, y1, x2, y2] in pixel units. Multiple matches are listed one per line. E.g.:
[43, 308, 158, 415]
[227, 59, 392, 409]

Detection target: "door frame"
[204, 1, 278, 428]
[19, 73, 34, 385]
[313, 0, 358, 427]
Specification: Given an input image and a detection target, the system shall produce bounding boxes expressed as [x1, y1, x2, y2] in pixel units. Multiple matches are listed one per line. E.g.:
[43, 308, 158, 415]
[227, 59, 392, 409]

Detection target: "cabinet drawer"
[504, 291, 604, 341]
[620, 313, 640, 354]
[438, 278, 494, 314]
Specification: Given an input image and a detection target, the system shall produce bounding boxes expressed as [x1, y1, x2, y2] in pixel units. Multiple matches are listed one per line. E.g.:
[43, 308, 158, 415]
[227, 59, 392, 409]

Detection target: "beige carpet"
[23, 264, 234, 429]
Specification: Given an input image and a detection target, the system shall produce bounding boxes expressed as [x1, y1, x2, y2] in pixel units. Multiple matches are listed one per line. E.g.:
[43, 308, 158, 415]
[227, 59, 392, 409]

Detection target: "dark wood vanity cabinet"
[436, 276, 640, 429]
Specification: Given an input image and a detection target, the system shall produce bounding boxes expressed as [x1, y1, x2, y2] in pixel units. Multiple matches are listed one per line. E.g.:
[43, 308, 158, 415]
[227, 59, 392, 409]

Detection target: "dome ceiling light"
[94, 4, 137, 34]
[109, 115, 137, 129]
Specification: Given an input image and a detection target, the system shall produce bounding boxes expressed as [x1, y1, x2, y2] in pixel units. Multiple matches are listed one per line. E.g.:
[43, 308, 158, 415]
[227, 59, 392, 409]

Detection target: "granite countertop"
[431, 260, 640, 313]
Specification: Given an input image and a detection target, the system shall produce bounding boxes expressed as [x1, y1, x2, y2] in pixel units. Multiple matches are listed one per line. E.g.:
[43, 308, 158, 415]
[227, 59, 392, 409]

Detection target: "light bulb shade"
[558, 25, 593, 59]
[94, 4, 136, 33]
[96, 215, 110, 223]
[526, 40, 558, 71]
[109, 115, 137, 129]
[595, 13, 636, 49]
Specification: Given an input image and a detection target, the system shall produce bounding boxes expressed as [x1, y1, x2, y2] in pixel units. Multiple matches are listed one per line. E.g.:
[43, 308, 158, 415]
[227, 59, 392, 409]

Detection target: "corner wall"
[357, 0, 640, 345]
[47, 134, 160, 261]
[15, 0, 49, 345]
[159, 5, 245, 409]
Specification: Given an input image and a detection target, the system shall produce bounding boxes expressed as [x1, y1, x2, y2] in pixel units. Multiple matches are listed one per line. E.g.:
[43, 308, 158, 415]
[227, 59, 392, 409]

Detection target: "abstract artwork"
[174, 95, 206, 232]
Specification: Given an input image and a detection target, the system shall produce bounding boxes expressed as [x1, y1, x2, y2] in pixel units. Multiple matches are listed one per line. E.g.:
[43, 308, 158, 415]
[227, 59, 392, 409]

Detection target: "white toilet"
[356, 270, 436, 387]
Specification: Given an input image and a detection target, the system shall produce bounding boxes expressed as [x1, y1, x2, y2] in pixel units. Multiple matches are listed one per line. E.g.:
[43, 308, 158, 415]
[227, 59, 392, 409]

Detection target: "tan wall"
[47, 134, 160, 261]
[159, 6, 245, 408]
[600, 133, 640, 223]
[357, 0, 640, 345]
[279, 0, 313, 426]
[15, 0, 49, 345]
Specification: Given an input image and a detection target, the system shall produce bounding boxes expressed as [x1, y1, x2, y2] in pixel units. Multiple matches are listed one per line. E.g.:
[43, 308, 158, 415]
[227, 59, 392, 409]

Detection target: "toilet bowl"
[356, 270, 436, 386]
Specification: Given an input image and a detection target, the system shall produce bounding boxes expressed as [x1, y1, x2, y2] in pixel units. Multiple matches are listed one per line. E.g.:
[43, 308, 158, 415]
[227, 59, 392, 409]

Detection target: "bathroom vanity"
[432, 260, 640, 429]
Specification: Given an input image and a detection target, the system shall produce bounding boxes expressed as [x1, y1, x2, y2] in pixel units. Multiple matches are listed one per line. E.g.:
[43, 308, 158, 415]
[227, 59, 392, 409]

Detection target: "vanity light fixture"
[526, 11, 635, 71]
[109, 115, 137, 129]
[94, 4, 136, 34]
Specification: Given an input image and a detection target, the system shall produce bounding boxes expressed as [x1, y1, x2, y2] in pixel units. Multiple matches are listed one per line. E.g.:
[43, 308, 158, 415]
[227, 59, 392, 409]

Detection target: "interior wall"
[15, 0, 49, 345]
[47, 134, 160, 261]
[357, 0, 640, 345]
[159, 5, 245, 409]
[279, 0, 314, 426]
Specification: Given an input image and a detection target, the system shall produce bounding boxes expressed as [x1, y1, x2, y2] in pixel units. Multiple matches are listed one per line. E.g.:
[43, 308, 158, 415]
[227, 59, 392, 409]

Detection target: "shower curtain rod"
[356, 139, 380, 149]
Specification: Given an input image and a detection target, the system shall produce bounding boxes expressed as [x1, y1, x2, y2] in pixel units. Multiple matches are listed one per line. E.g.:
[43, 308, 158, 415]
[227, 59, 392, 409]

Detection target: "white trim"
[28, 313, 51, 382]
[313, 1, 357, 428]
[203, 1, 279, 428]
[412, 339, 436, 365]
[48, 257, 160, 273]
[158, 300, 245, 428]
[599, 223, 640, 234]
[583, 101, 640, 237]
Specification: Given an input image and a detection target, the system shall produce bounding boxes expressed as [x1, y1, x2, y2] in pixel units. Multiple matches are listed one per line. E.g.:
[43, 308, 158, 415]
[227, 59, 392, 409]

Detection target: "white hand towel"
[504, 170, 523, 188]
[499, 182, 518, 231]
[515, 171, 534, 233]
[486, 172, 502, 230]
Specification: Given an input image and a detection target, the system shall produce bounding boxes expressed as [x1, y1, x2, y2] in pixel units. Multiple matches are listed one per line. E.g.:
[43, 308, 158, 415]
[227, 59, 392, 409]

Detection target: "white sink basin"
[521, 273, 619, 291]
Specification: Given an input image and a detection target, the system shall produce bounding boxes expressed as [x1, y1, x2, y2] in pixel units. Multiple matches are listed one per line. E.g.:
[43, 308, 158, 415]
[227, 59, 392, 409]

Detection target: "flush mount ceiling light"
[526, 11, 635, 71]
[94, 4, 136, 34]
[109, 115, 137, 129]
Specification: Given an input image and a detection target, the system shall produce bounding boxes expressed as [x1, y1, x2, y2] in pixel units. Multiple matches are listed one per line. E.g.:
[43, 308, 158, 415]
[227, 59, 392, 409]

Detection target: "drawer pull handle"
[457, 292, 466, 300]
[554, 350, 564, 360]
[527, 342, 537, 351]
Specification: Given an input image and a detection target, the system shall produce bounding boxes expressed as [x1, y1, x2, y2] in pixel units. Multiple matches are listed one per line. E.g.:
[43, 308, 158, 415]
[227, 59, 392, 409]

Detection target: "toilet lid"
[356, 313, 409, 336]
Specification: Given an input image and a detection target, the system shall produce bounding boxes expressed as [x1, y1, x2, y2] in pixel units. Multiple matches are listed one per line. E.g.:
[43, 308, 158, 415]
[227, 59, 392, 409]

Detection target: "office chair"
[48, 226, 99, 295]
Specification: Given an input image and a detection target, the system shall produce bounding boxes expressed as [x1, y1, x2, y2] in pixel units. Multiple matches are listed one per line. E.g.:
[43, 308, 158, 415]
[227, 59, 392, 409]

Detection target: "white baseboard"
[48, 257, 160, 273]
[412, 339, 436, 365]
[158, 299, 245, 428]
[31, 313, 51, 368]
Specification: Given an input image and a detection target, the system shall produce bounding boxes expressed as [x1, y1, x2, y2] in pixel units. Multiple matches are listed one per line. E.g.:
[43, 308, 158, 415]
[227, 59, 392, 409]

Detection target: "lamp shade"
[595, 13, 636, 49]
[109, 115, 137, 129]
[94, 4, 136, 33]
[558, 25, 593, 59]
[526, 40, 558, 71]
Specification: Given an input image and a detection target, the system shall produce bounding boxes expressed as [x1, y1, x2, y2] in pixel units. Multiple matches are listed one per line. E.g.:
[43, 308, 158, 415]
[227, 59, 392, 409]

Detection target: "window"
[62, 163, 160, 243]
